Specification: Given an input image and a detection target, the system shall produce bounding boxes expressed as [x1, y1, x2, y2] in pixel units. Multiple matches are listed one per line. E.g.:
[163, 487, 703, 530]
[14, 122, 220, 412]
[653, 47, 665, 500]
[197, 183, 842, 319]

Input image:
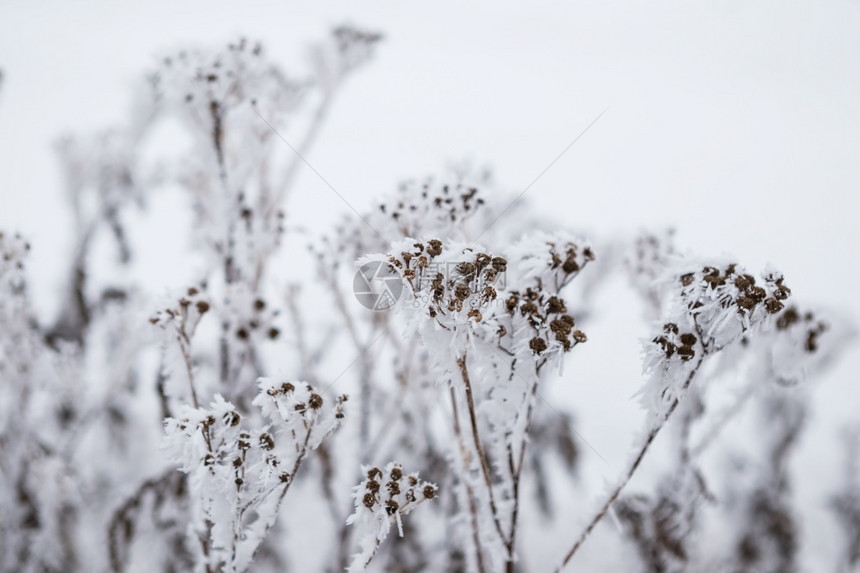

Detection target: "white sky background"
[2, 0, 860, 569]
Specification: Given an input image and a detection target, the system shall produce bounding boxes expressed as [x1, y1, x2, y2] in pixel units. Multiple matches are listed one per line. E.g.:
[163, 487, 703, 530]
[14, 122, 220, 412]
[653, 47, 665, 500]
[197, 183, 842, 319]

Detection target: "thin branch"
[555, 354, 707, 571]
[457, 354, 512, 549]
[449, 387, 487, 573]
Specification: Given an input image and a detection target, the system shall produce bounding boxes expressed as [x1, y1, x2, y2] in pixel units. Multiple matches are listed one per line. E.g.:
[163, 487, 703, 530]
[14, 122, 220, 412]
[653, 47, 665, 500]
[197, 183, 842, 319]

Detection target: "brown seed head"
[764, 297, 784, 314]
[427, 239, 443, 257]
[529, 337, 548, 354]
[363, 493, 376, 509]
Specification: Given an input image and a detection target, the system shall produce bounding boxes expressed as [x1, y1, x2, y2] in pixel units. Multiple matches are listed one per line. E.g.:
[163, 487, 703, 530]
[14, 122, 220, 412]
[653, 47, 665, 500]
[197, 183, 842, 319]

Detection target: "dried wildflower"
[506, 231, 594, 293]
[529, 337, 548, 354]
[259, 433, 275, 451]
[363, 493, 376, 509]
[346, 462, 437, 571]
[679, 333, 697, 346]
[640, 260, 793, 425]
[765, 297, 784, 314]
[547, 295, 567, 314]
[427, 239, 443, 257]
[224, 410, 241, 427]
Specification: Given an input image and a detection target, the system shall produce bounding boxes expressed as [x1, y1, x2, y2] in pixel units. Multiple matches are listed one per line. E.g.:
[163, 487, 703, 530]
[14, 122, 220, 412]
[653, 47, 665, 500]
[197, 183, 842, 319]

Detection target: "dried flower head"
[346, 462, 438, 571]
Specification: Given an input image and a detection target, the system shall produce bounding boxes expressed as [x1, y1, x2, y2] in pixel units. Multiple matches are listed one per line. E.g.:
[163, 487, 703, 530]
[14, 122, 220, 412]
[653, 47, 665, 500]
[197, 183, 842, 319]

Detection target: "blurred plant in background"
[0, 25, 854, 573]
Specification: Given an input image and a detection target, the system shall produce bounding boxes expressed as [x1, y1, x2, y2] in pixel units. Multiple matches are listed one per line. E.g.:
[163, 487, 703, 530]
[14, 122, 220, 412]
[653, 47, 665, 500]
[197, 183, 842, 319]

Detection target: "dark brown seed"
[679, 333, 697, 346]
[677, 345, 695, 361]
[385, 500, 399, 515]
[764, 297, 784, 314]
[546, 296, 566, 314]
[363, 493, 376, 509]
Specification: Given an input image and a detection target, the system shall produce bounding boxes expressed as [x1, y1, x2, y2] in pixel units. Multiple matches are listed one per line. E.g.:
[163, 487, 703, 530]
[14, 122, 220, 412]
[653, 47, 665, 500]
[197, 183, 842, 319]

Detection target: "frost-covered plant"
[556, 259, 793, 570]
[354, 230, 593, 571]
[602, 237, 852, 573]
[163, 380, 345, 572]
[346, 462, 438, 571]
[2, 23, 857, 573]
[2, 26, 380, 573]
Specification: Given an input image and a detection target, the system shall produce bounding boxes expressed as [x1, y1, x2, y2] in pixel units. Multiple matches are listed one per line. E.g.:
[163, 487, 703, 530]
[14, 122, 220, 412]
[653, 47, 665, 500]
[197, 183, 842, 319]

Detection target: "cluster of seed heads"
[653, 323, 698, 361]
[546, 241, 595, 275]
[379, 179, 487, 237]
[159, 37, 268, 103]
[228, 428, 290, 490]
[775, 306, 830, 353]
[503, 290, 585, 354]
[388, 240, 505, 321]
[680, 265, 790, 316]
[234, 296, 280, 342]
[360, 464, 437, 516]
[258, 378, 349, 424]
[149, 285, 210, 328]
[265, 381, 325, 413]
[179, 404, 295, 490]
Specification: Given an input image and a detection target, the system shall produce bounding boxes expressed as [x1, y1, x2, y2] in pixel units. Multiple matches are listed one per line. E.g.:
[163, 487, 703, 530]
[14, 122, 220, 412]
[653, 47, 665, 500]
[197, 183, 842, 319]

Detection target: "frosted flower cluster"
[152, 36, 303, 133]
[163, 380, 346, 572]
[312, 169, 496, 275]
[675, 263, 789, 347]
[360, 238, 505, 351]
[345, 462, 438, 571]
[149, 286, 211, 331]
[498, 231, 593, 363]
[504, 230, 595, 293]
[364, 233, 594, 362]
[641, 261, 791, 424]
[371, 176, 491, 242]
[498, 289, 586, 360]
[252, 376, 347, 450]
[763, 304, 845, 384]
